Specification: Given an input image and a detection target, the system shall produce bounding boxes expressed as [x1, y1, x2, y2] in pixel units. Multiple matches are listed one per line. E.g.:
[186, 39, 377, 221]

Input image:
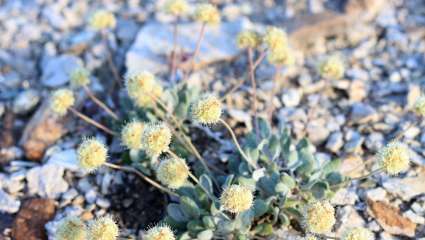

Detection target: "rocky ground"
[0, 0, 425, 239]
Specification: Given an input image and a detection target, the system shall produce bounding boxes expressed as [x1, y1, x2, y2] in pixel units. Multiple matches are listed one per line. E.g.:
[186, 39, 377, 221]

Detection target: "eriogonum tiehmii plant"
[54, 6, 419, 240]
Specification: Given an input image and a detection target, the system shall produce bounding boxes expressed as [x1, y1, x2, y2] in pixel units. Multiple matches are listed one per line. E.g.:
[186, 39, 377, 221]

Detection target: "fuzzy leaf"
[199, 174, 213, 196]
[187, 220, 204, 234]
[197, 229, 214, 240]
[326, 172, 344, 186]
[278, 213, 290, 226]
[202, 216, 215, 229]
[254, 223, 274, 236]
[167, 204, 189, 222]
[311, 181, 329, 199]
[258, 117, 271, 138]
[253, 199, 268, 218]
[280, 173, 296, 189]
[321, 158, 341, 176]
[222, 174, 234, 189]
[180, 196, 201, 219]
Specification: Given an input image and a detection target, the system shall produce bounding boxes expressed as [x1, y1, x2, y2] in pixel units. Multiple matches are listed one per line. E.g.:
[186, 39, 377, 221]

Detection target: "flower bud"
[144, 225, 175, 240]
[318, 55, 345, 79]
[89, 10, 116, 30]
[194, 4, 220, 25]
[263, 27, 288, 50]
[50, 89, 75, 116]
[236, 30, 262, 49]
[304, 201, 335, 234]
[56, 216, 87, 240]
[164, 0, 189, 16]
[70, 67, 90, 88]
[156, 157, 189, 189]
[125, 71, 163, 107]
[191, 95, 222, 124]
[121, 121, 144, 150]
[77, 138, 108, 171]
[142, 122, 172, 156]
[88, 216, 119, 240]
[342, 227, 374, 240]
[378, 142, 410, 175]
[220, 184, 253, 213]
[267, 46, 295, 66]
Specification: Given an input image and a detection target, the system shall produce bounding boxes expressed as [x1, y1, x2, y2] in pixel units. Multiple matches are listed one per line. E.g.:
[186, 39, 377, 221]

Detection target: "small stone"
[335, 206, 365, 237]
[339, 155, 365, 178]
[404, 210, 425, 224]
[62, 188, 78, 201]
[85, 189, 97, 204]
[13, 90, 40, 114]
[407, 84, 421, 109]
[12, 198, 56, 240]
[41, 55, 81, 87]
[282, 89, 302, 107]
[227, 109, 252, 131]
[382, 173, 425, 201]
[350, 103, 378, 124]
[96, 198, 111, 209]
[348, 80, 367, 101]
[368, 200, 416, 237]
[389, 71, 401, 82]
[0, 189, 20, 213]
[306, 119, 330, 144]
[366, 187, 387, 202]
[47, 149, 79, 172]
[26, 163, 69, 199]
[326, 131, 344, 153]
[365, 132, 384, 152]
[331, 188, 358, 205]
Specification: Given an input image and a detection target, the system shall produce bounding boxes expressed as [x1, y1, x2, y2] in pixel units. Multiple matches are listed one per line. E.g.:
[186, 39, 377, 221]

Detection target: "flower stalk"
[69, 107, 117, 136]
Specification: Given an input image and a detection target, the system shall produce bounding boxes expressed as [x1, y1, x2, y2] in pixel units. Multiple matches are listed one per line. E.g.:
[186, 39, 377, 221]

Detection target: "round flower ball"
[318, 55, 345, 79]
[144, 225, 175, 240]
[50, 89, 75, 116]
[220, 184, 253, 213]
[267, 46, 295, 66]
[164, 0, 189, 16]
[56, 216, 87, 240]
[70, 67, 90, 88]
[125, 71, 163, 107]
[88, 216, 119, 240]
[378, 142, 410, 175]
[191, 95, 222, 124]
[236, 30, 262, 49]
[194, 3, 220, 25]
[263, 27, 288, 51]
[304, 201, 335, 234]
[89, 10, 116, 30]
[121, 121, 144, 150]
[156, 157, 190, 189]
[342, 227, 374, 240]
[77, 138, 108, 171]
[414, 96, 425, 117]
[142, 122, 172, 156]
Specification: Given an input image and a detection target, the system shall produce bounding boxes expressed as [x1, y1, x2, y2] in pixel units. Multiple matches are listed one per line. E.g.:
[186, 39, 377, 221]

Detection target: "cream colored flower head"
[164, 0, 189, 16]
[194, 4, 220, 25]
[88, 216, 119, 240]
[56, 216, 87, 240]
[263, 27, 288, 50]
[236, 30, 262, 49]
[318, 55, 345, 79]
[342, 227, 374, 240]
[156, 157, 189, 189]
[191, 95, 222, 124]
[304, 201, 335, 234]
[220, 184, 254, 213]
[121, 121, 145, 150]
[50, 89, 75, 116]
[77, 138, 108, 171]
[304, 235, 318, 240]
[268, 46, 295, 66]
[70, 67, 90, 88]
[378, 142, 410, 175]
[414, 96, 425, 117]
[145, 225, 175, 240]
[125, 71, 163, 107]
[142, 122, 172, 156]
[89, 10, 116, 30]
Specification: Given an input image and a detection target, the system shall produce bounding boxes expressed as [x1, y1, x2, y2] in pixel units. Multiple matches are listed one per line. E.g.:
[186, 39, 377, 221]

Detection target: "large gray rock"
[41, 55, 81, 87]
[126, 18, 251, 74]
[383, 173, 425, 201]
[26, 163, 69, 199]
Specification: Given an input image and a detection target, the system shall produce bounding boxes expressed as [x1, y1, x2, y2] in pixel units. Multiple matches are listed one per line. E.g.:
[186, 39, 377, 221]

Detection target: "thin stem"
[190, 23, 206, 72]
[83, 86, 119, 121]
[167, 149, 180, 159]
[219, 118, 257, 169]
[267, 65, 283, 121]
[333, 168, 382, 189]
[248, 48, 259, 140]
[69, 107, 117, 136]
[104, 162, 178, 197]
[253, 49, 267, 69]
[101, 32, 122, 87]
[170, 20, 179, 82]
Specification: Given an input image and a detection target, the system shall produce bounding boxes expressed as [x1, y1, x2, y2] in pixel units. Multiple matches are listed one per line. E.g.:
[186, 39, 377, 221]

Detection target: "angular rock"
[368, 200, 416, 237]
[126, 18, 251, 74]
[12, 198, 55, 240]
[13, 89, 40, 115]
[326, 131, 344, 153]
[26, 164, 69, 199]
[47, 149, 79, 172]
[0, 189, 20, 213]
[41, 55, 81, 87]
[335, 206, 365, 237]
[382, 173, 425, 201]
[339, 155, 365, 178]
[19, 100, 69, 161]
[350, 103, 378, 124]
